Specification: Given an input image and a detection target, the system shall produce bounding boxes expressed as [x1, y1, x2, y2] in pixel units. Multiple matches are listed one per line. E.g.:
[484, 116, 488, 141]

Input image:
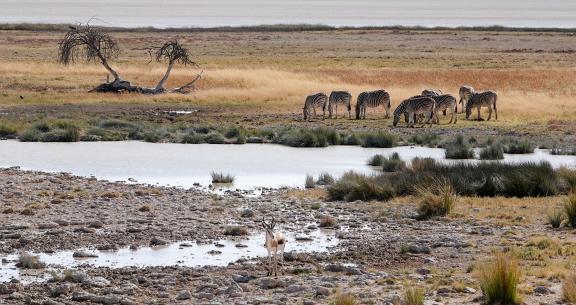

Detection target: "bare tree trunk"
[155, 62, 174, 91]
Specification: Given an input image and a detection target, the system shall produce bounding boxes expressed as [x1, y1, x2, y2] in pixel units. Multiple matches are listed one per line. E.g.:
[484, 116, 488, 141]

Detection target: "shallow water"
[0, 229, 338, 283]
[2, 0, 575, 28]
[0, 140, 574, 190]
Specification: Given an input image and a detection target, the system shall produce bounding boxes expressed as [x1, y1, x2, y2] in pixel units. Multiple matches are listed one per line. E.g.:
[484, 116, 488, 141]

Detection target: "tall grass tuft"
[316, 173, 335, 186]
[409, 132, 440, 147]
[361, 131, 396, 148]
[558, 167, 576, 191]
[367, 154, 385, 166]
[331, 293, 358, 305]
[211, 172, 234, 183]
[478, 253, 520, 305]
[480, 143, 504, 160]
[382, 152, 406, 172]
[564, 192, 576, 228]
[501, 138, 535, 154]
[403, 287, 425, 305]
[551, 147, 576, 156]
[444, 135, 474, 159]
[17, 253, 46, 269]
[564, 273, 576, 303]
[327, 172, 394, 202]
[415, 178, 457, 220]
[276, 128, 329, 147]
[305, 175, 316, 189]
[547, 209, 564, 229]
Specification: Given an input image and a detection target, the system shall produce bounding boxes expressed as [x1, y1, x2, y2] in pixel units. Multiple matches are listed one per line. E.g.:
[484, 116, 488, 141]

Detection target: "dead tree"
[58, 23, 202, 94]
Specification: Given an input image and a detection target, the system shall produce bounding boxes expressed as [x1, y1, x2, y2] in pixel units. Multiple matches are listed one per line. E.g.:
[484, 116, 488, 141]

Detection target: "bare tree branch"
[171, 70, 203, 94]
[143, 41, 198, 92]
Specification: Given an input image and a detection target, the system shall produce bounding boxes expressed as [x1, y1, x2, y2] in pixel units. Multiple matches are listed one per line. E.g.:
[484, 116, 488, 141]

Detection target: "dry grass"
[17, 252, 45, 269]
[319, 215, 338, 228]
[415, 178, 457, 220]
[403, 287, 425, 305]
[478, 253, 521, 305]
[564, 273, 576, 303]
[331, 293, 358, 305]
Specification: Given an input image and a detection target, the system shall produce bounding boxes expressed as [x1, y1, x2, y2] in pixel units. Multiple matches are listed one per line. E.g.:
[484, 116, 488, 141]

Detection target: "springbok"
[261, 217, 286, 276]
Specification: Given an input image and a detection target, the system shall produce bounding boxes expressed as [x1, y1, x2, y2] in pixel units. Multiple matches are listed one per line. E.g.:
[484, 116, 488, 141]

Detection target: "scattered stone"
[258, 278, 285, 289]
[416, 268, 431, 275]
[408, 244, 431, 254]
[464, 287, 477, 294]
[315, 286, 331, 297]
[88, 221, 104, 228]
[285, 284, 306, 294]
[50, 283, 72, 297]
[533, 286, 553, 295]
[240, 209, 254, 218]
[233, 274, 255, 283]
[73, 250, 98, 258]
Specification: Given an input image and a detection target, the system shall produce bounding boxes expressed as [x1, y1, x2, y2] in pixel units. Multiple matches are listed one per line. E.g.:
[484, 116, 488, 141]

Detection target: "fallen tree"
[58, 23, 202, 94]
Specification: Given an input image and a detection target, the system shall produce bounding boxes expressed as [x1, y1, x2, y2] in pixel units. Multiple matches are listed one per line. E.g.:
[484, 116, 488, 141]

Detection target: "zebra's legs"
[494, 105, 498, 120]
[487, 106, 493, 121]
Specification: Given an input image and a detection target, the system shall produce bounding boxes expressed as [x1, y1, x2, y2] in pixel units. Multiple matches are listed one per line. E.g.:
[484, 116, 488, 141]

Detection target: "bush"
[382, 152, 406, 172]
[143, 128, 169, 143]
[409, 132, 440, 147]
[327, 172, 394, 202]
[20, 120, 80, 142]
[316, 173, 335, 186]
[361, 131, 396, 148]
[305, 175, 316, 189]
[415, 178, 456, 220]
[84, 127, 127, 141]
[551, 147, 576, 156]
[501, 139, 535, 154]
[331, 293, 358, 305]
[564, 192, 576, 228]
[276, 128, 329, 147]
[181, 132, 205, 144]
[0, 122, 18, 138]
[564, 273, 576, 303]
[204, 132, 227, 144]
[223, 226, 248, 236]
[43, 127, 80, 142]
[478, 253, 520, 305]
[367, 154, 385, 166]
[480, 143, 504, 160]
[19, 127, 43, 141]
[224, 126, 244, 139]
[342, 133, 362, 146]
[17, 253, 45, 269]
[445, 135, 474, 159]
[211, 172, 234, 183]
[403, 287, 425, 305]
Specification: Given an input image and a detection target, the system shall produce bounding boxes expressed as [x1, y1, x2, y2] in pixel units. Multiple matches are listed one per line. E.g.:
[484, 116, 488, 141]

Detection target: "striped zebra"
[465, 90, 498, 121]
[459, 85, 475, 113]
[355, 90, 391, 120]
[303, 93, 328, 120]
[328, 91, 352, 119]
[393, 96, 436, 127]
[421, 89, 442, 97]
[431, 94, 457, 124]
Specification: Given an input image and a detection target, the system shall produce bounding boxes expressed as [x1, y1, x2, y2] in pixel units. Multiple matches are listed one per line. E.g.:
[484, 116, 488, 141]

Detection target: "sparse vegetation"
[381, 152, 406, 172]
[305, 175, 316, 189]
[367, 154, 385, 166]
[408, 132, 440, 147]
[564, 192, 576, 228]
[478, 253, 520, 305]
[547, 209, 564, 228]
[415, 178, 457, 220]
[501, 138, 535, 154]
[331, 293, 358, 305]
[211, 172, 235, 183]
[319, 215, 337, 227]
[327, 172, 394, 202]
[138, 205, 151, 212]
[564, 273, 576, 303]
[444, 135, 474, 159]
[551, 147, 576, 156]
[361, 131, 396, 148]
[316, 173, 335, 186]
[17, 253, 46, 269]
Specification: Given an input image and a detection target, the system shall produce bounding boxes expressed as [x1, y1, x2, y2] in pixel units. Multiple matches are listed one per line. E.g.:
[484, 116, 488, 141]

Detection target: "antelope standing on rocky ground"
[261, 217, 286, 276]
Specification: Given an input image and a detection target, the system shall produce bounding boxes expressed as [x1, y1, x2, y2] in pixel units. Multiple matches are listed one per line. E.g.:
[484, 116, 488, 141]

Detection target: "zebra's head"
[465, 102, 472, 119]
[392, 103, 405, 126]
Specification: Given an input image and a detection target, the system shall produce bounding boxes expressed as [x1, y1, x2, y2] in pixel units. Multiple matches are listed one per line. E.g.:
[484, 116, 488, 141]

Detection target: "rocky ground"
[0, 168, 574, 304]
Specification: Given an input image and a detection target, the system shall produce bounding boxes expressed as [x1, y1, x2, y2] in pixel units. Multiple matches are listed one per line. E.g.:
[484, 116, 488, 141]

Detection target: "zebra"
[355, 90, 391, 120]
[459, 85, 475, 113]
[431, 94, 457, 124]
[465, 90, 498, 121]
[303, 93, 328, 120]
[328, 91, 352, 119]
[393, 96, 436, 128]
[421, 89, 442, 97]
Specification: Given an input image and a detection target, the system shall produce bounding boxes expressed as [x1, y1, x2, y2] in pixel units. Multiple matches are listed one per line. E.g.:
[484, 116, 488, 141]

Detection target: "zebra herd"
[303, 86, 498, 127]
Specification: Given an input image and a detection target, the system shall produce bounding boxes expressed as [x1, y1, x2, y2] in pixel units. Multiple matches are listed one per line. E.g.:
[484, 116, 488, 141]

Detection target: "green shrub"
[478, 253, 520, 305]
[224, 126, 244, 138]
[480, 143, 504, 160]
[0, 123, 18, 138]
[403, 287, 425, 305]
[564, 192, 576, 228]
[445, 135, 474, 159]
[361, 131, 396, 148]
[181, 132, 205, 144]
[276, 128, 328, 147]
[211, 172, 234, 183]
[143, 128, 169, 143]
[342, 133, 362, 146]
[235, 133, 247, 144]
[85, 127, 127, 141]
[367, 154, 385, 166]
[409, 132, 440, 147]
[19, 127, 42, 142]
[415, 178, 457, 220]
[204, 132, 227, 144]
[382, 152, 406, 172]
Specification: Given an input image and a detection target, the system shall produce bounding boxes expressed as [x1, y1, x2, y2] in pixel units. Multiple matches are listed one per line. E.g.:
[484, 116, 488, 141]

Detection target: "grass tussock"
[501, 138, 535, 154]
[316, 173, 335, 186]
[327, 172, 394, 202]
[403, 287, 425, 305]
[551, 147, 576, 156]
[478, 253, 520, 305]
[408, 132, 440, 147]
[367, 154, 385, 166]
[382, 152, 406, 172]
[331, 293, 358, 305]
[564, 273, 576, 303]
[211, 172, 234, 183]
[444, 135, 474, 159]
[558, 167, 576, 191]
[361, 131, 396, 148]
[20, 120, 81, 142]
[17, 253, 46, 269]
[564, 192, 576, 228]
[223, 225, 248, 236]
[305, 175, 316, 189]
[480, 143, 504, 160]
[547, 209, 564, 229]
[415, 178, 457, 220]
